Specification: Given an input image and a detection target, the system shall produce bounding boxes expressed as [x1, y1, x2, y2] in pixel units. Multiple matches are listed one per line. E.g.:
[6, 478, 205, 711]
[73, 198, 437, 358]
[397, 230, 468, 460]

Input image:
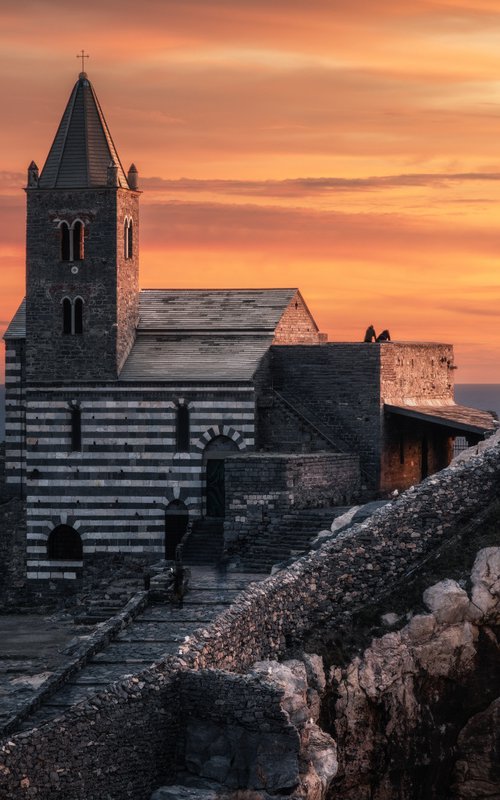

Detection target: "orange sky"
[1, 0, 500, 381]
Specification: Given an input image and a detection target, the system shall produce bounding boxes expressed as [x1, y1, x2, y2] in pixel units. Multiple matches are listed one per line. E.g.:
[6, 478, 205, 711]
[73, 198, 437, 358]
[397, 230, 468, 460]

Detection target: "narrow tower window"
[124, 218, 133, 259]
[61, 222, 71, 261]
[71, 407, 82, 451]
[62, 297, 84, 335]
[62, 297, 72, 334]
[74, 297, 84, 335]
[72, 220, 84, 261]
[127, 219, 133, 258]
[176, 404, 190, 452]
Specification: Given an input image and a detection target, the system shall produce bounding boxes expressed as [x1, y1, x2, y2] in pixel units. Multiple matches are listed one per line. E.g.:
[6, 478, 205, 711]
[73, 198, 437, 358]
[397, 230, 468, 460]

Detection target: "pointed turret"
[38, 72, 129, 189]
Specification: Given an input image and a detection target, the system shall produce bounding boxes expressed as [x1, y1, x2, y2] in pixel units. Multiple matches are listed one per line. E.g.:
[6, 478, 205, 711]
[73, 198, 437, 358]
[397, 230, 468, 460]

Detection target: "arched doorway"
[165, 500, 189, 560]
[204, 435, 239, 518]
[47, 525, 83, 560]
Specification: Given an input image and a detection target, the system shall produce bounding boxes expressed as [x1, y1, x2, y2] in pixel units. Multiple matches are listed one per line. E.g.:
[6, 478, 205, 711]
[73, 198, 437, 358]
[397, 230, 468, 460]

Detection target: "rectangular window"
[71, 409, 82, 451]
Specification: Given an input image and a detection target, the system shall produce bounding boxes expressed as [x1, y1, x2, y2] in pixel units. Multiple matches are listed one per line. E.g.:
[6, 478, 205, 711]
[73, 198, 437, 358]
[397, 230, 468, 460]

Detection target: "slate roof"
[3, 299, 26, 339]
[38, 73, 129, 189]
[119, 334, 273, 382]
[385, 403, 497, 435]
[137, 289, 297, 331]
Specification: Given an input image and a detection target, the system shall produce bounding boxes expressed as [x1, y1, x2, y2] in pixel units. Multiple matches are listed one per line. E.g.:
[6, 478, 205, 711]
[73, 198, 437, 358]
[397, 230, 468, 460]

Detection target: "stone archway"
[165, 500, 189, 560]
[47, 525, 83, 560]
[203, 435, 239, 518]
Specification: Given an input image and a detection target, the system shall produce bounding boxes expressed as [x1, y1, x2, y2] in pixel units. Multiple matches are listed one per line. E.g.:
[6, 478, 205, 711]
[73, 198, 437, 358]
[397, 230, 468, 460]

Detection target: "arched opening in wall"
[203, 435, 239, 518]
[47, 525, 83, 560]
[60, 222, 71, 261]
[62, 297, 72, 334]
[124, 219, 129, 258]
[165, 500, 188, 560]
[72, 221, 84, 261]
[74, 297, 84, 335]
[176, 404, 190, 452]
[127, 219, 133, 258]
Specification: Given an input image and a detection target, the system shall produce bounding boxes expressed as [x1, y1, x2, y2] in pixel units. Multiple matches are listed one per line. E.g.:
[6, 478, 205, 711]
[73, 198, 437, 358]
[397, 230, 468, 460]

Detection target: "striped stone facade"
[4, 339, 25, 493]
[22, 383, 255, 579]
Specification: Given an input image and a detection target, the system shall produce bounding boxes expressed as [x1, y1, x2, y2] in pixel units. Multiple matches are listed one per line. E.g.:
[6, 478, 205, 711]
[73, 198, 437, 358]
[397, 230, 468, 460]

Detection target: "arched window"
[72, 220, 84, 261]
[62, 297, 84, 335]
[124, 219, 129, 258]
[124, 218, 133, 259]
[62, 297, 72, 334]
[74, 297, 83, 335]
[176, 404, 190, 451]
[127, 219, 133, 258]
[47, 525, 83, 560]
[70, 407, 82, 451]
[61, 222, 70, 261]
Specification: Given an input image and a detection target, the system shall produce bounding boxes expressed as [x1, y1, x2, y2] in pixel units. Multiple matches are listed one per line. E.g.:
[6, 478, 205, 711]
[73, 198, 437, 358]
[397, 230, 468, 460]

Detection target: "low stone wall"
[224, 452, 360, 552]
[1, 590, 149, 737]
[1, 443, 500, 799]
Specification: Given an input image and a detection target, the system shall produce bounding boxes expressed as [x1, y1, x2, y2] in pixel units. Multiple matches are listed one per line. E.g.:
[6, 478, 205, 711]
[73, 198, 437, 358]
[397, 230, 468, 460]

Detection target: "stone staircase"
[13, 568, 264, 735]
[182, 518, 225, 566]
[75, 577, 143, 624]
[239, 506, 348, 573]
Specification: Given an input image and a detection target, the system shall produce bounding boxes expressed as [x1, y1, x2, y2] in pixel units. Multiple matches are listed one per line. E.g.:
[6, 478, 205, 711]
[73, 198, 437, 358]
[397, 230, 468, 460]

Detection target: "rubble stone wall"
[223, 452, 360, 552]
[1, 442, 499, 799]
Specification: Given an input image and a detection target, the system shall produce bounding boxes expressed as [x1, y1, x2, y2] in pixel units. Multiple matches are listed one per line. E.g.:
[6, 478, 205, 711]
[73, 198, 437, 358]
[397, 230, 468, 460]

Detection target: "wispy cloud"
[141, 172, 500, 197]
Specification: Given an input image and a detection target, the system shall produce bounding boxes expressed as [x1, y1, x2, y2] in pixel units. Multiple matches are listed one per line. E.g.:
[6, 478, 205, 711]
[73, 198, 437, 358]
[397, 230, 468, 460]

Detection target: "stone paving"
[0, 614, 93, 731]
[14, 567, 264, 733]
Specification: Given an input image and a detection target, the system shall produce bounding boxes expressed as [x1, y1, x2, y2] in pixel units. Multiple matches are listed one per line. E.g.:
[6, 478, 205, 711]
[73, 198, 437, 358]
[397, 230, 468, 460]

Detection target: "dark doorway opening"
[421, 435, 429, 480]
[47, 525, 83, 560]
[204, 435, 239, 518]
[165, 500, 189, 560]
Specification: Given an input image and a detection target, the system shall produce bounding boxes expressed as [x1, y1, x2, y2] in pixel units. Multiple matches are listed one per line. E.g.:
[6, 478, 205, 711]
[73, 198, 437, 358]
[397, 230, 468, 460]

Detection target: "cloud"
[141, 171, 500, 197]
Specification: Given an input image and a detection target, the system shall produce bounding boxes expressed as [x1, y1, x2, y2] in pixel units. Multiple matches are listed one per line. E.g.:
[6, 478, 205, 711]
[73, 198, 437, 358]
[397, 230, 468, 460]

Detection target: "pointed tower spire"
[38, 73, 129, 189]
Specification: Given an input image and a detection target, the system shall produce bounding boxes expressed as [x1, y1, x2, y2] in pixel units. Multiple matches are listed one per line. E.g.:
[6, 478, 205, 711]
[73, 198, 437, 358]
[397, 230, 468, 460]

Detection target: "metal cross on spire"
[76, 49, 89, 73]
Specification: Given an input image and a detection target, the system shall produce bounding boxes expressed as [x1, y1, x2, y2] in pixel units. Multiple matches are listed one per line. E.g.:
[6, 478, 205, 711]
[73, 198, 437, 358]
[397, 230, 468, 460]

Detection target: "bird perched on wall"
[364, 325, 376, 342]
[376, 329, 391, 342]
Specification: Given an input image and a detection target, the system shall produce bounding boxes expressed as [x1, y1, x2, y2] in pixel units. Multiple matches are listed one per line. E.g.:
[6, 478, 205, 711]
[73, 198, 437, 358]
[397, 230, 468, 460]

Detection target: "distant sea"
[0, 384, 499, 442]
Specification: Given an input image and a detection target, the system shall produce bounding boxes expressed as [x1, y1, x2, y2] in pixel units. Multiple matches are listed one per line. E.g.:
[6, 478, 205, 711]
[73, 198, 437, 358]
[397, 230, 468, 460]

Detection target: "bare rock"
[301, 653, 326, 693]
[422, 579, 472, 624]
[470, 547, 500, 619]
[453, 696, 500, 799]
[251, 660, 309, 728]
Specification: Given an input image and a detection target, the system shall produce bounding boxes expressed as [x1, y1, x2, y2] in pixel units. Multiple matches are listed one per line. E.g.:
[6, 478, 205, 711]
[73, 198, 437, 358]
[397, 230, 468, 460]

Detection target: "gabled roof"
[38, 73, 129, 189]
[137, 289, 298, 332]
[119, 334, 273, 382]
[3, 299, 26, 339]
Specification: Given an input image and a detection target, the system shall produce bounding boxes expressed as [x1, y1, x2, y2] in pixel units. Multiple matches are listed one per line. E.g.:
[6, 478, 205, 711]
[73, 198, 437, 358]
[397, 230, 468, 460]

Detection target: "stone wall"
[0, 497, 27, 609]
[1, 441, 500, 799]
[270, 344, 382, 484]
[380, 342, 454, 403]
[224, 452, 360, 552]
[272, 290, 324, 345]
[25, 187, 139, 382]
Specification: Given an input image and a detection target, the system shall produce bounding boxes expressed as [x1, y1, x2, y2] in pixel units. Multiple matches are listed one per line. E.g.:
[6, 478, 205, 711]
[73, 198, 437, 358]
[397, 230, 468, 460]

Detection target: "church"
[3, 71, 495, 582]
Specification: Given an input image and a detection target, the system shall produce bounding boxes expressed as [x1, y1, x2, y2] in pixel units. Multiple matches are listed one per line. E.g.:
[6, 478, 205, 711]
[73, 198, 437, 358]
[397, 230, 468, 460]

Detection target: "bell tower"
[25, 71, 140, 382]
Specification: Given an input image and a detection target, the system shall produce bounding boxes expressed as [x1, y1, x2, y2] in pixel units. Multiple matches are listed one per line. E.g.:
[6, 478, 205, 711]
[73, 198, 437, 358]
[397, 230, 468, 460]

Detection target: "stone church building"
[3, 72, 495, 581]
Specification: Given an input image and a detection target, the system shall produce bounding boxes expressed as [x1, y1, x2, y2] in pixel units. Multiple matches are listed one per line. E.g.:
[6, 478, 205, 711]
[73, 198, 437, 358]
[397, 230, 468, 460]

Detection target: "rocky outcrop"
[453, 696, 500, 799]
[327, 547, 500, 799]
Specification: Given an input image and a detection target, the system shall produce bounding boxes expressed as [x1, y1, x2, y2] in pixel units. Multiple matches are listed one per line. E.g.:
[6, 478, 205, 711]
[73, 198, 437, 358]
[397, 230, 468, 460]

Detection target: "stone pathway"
[14, 567, 264, 733]
[0, 614, 93, 731]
